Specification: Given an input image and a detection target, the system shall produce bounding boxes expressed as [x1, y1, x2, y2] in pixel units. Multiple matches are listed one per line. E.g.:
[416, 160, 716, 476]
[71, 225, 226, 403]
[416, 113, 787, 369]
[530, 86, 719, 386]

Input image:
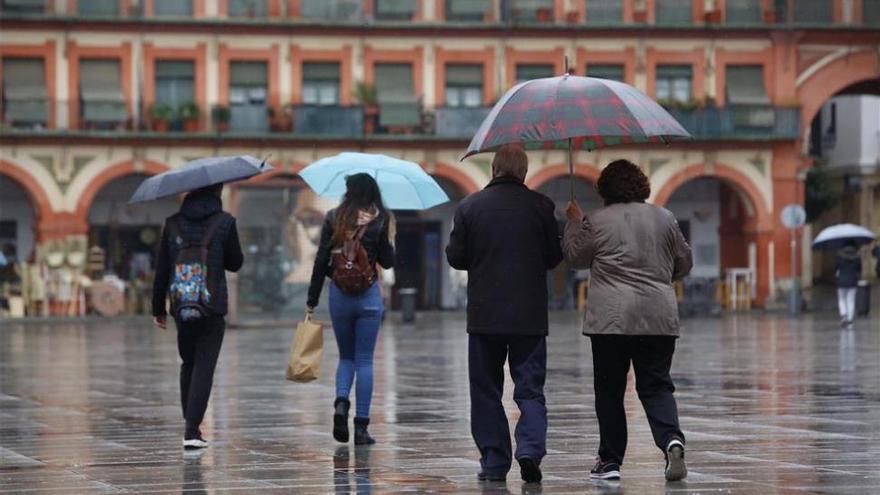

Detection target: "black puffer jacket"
[152, 192, 244, 318]
[835, 246, 862, 288]
[307, 208, 394, 308]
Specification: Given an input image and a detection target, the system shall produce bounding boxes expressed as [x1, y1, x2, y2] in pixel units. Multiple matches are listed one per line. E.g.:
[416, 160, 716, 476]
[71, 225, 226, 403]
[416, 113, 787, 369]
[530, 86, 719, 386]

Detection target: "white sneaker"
[665, 439, 687, 481]
[183, 437, 209, 450]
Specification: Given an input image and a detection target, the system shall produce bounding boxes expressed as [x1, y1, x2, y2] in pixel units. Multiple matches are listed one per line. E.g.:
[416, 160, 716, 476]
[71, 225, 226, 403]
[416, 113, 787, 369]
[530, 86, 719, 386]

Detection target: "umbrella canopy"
[463, 75, 691, 158]
[129, 155, 272, 203]
[299, 152, 449, 210]
[812, 223, 876, 251]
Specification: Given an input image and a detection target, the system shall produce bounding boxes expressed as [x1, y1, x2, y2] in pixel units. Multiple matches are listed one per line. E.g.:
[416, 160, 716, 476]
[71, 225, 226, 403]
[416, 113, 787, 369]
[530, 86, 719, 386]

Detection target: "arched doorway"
[87, 174, 178, 280]
[232, 175, 337, 320]
[0, 175, 37, 263]
[537, 175, 601, 309]
[394, 176, 468, 310]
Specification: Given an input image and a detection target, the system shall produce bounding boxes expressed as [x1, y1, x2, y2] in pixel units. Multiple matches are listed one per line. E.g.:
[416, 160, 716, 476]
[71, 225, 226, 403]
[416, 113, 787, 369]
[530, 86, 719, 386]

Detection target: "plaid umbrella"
[462, 73, 691, 198]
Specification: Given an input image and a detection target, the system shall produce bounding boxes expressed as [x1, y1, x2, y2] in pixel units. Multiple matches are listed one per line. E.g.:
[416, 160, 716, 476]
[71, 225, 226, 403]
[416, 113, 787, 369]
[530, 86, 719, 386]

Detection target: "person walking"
[835, 241, 862, 326]
[446, 144, 563, 484]
[563, 160, 692, 482]
[307, 173, 395, 446]
[152, 183, 244, 450]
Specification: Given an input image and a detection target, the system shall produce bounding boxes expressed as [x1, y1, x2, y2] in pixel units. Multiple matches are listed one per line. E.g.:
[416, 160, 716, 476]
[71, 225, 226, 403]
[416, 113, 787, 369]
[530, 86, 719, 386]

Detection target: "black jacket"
[446, 176, 563, 335]
[152, 192, 244, 318]
[835, 246, 862, 288]
[307, 208, 395, 308]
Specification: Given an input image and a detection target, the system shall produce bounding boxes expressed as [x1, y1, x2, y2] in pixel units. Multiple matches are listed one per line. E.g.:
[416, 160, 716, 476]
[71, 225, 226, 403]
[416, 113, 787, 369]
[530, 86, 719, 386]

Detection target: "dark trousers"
[469, 334, 547, 475]
[177, 316, 225, 430]
[590, 335, 684, 465]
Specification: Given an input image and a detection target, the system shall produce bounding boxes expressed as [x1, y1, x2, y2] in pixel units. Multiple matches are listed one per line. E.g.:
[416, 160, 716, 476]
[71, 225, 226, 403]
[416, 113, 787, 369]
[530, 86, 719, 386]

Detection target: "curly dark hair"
[596, 159, 651, 205]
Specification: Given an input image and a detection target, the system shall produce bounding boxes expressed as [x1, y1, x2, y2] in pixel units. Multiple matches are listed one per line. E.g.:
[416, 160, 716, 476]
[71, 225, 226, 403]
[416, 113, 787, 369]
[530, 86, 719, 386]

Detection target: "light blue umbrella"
[299, 152, 449, 210]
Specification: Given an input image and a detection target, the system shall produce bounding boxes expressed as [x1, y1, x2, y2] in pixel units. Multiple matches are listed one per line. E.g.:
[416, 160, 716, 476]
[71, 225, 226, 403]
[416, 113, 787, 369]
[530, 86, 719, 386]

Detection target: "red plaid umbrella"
[461, 73, 691, 198]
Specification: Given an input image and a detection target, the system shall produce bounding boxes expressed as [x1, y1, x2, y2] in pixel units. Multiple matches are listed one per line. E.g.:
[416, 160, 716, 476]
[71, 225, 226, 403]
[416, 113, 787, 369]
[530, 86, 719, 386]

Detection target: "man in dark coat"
[446, 144, 563, 484]
[152, 183, 243, 450]
[835, 241, 862, 326]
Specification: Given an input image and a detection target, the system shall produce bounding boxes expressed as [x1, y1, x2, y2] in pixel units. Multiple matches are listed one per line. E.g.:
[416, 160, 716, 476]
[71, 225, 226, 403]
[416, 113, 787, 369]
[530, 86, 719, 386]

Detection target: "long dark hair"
[332, 173, 393, 245]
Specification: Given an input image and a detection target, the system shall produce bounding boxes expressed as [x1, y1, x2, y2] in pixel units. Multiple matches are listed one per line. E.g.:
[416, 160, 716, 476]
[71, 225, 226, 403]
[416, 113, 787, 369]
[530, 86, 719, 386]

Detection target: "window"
[300, 0, 362, 20]
[2, 58, 48, 127]
[229, 0, 267, 17]
[79, 59, 126, 128]
[1, 0, 46, 14]
[726, 65, 773, 127]
[503, 0, 554, 22]
[445, 64, 483, 108]
[302, 62, 341, 105]
[865, 0, 880, 26]
[586, 64, 625, 82]
[655, 0, 692, 25]
[374, 0, 418, 20]
[655, 65, 692, 103]
[374, 63, 420, 127]
[793, 0, 832, 23]
[515, 64, 554, 83]
[155, 61, 195, 109]
[229, 61, 268, 132]
[725, 0, 761, 24]
[78, 0, 119, 15]
[585, 0, 623, 24]
[154, 0, 193, 16]
[446, 0, 489, 21]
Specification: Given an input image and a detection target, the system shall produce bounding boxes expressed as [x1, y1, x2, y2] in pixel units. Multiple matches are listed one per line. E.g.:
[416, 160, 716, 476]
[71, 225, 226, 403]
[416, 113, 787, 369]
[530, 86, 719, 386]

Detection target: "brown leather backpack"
[330, 225, 375, 294]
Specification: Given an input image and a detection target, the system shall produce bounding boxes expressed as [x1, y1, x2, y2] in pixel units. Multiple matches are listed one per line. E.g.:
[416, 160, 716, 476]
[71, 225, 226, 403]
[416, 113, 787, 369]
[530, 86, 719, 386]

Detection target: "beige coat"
[563, 202, 692, 336]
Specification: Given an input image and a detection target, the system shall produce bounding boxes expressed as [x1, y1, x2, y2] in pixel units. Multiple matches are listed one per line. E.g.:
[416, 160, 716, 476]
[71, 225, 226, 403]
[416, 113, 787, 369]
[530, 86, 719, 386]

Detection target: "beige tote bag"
[285, 313, 324, 382]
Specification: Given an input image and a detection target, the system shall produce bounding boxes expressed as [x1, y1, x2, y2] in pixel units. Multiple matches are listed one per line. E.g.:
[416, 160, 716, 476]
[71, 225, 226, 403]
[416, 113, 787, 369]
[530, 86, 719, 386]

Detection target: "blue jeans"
[329, 282, 383, 419]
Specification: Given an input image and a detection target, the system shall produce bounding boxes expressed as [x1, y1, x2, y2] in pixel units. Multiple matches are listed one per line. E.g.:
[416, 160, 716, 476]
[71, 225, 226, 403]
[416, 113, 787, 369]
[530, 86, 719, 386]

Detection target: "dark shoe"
[333, 398, 350, 443]
[518, 458, 542, 483]
[182, 430, 209, 450]
[665, 440, 687, 481]
[589, 458, 621, 480]
[477, 471, 507, 482]
[353, 417, 376, 445]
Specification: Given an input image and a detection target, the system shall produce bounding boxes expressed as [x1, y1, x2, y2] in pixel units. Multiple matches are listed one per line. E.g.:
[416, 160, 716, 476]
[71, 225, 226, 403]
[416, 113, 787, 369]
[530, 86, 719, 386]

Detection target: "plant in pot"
[354, 82, 378, 134]
[211, 105, 231, 133]
[178, 102, 200, 132]
[149, 103, 174, 132]
[565, 10, 580, 23]
[536, 7, 552, 22]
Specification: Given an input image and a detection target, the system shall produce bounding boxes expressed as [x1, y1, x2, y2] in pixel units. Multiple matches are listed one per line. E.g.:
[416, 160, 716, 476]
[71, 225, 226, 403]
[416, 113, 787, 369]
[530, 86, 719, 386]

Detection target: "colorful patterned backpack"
[167, 214, 224, 322]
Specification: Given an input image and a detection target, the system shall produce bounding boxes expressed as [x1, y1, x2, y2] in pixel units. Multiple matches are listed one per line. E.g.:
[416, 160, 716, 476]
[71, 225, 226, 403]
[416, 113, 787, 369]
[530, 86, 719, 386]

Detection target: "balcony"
[434, 106, 491, 138]
[293, 105, 363, 136]
[664, 105, 800, 140]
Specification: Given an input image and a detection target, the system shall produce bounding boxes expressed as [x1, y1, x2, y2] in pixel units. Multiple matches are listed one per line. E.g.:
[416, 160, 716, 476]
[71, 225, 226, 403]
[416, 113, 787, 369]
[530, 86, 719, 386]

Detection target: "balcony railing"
[0, 100, 801, 142]
[0, 1, 870, 27]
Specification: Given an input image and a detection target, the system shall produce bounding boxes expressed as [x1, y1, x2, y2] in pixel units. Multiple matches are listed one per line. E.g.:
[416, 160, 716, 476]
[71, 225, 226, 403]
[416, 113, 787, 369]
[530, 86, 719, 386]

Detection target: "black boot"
[353, 417, 376, 445]
[333, 398, 350, 443]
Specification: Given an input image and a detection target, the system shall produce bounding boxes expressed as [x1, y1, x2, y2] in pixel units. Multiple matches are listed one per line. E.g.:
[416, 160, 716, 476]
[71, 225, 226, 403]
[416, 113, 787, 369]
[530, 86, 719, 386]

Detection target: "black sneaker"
[517, 458, 542, 483]
[477, 471, 507, 482]
[665, 440, 687, 481]
[182, 431, 209, 450]
[589, 459, 621, 480]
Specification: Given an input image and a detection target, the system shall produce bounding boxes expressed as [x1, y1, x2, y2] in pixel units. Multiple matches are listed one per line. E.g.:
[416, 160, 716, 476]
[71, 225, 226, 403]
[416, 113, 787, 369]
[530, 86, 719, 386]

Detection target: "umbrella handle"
[568, 138, 575, 202]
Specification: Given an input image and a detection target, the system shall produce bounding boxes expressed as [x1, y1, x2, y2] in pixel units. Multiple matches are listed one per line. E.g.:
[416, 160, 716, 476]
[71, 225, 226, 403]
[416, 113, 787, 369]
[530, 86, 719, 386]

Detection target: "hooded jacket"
[152, 191, 244, 318]
[835, 246, 862, 288]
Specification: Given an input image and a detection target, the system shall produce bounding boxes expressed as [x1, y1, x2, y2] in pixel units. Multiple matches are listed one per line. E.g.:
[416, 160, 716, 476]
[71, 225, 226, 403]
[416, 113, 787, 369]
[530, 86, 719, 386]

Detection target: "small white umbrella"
[811, 223, 876, 251]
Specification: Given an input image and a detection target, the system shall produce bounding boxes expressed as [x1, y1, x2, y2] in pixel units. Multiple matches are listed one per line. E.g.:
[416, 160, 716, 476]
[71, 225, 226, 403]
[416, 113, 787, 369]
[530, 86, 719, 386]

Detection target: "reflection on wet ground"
[1, 312, 879, 494]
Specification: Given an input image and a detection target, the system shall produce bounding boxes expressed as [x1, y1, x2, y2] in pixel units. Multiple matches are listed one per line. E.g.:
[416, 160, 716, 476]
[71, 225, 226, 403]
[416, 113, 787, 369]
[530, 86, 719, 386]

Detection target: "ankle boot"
[353, 417, 376, 445]
[333, 398, 350, 443]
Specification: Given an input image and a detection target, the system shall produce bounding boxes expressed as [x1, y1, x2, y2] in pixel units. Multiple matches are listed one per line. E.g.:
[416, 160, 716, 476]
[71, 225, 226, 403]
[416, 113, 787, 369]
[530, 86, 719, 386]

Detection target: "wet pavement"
[1, 311, 879, 494]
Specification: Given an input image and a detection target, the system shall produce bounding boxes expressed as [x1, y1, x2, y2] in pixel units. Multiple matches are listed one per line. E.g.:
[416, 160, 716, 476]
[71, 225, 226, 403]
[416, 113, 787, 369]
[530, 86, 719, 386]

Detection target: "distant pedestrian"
[564, 160, 692, 482]
[872, 244, 880, 279]
[307, 173, 395, 446]
[152, 183, 244, 451]
[446, 144, 563, 484]
[835, 241, 862, 326]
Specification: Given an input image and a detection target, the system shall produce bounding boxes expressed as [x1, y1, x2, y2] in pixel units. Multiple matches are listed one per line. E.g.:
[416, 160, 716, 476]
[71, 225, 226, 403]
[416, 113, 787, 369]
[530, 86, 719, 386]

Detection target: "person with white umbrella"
[812, 223, 875, 326]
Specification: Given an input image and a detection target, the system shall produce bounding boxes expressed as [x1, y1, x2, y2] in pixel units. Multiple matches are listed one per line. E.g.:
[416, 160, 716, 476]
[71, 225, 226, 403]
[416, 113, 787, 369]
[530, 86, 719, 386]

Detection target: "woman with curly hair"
[563, 159, 692, 482]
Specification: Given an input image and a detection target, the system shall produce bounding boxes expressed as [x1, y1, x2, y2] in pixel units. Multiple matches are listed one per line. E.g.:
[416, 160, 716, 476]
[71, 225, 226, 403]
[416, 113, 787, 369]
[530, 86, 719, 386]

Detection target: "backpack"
[167, 214, 225, 322]
[330, 224, 376, 294]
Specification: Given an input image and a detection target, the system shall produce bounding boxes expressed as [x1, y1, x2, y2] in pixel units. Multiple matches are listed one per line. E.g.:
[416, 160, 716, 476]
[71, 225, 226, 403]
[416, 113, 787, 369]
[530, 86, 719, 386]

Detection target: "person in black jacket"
[835, 241, 862, 326]
[446, 144, 563, 484]
[152, 183, 243, 450]
[307, 173, 394, 445]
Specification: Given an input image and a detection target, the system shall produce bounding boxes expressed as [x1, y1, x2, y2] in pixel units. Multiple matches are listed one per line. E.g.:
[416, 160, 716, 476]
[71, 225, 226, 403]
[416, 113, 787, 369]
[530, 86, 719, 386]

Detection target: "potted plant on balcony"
[149, 103, 174, 132]
[211, 104, 231, 133]
[178, 102, 201, 132]
[536, 7, 553, 23]
[705, 9, 721, 24]
[566, 10, 580, 23]
[354, 81, 379, 135]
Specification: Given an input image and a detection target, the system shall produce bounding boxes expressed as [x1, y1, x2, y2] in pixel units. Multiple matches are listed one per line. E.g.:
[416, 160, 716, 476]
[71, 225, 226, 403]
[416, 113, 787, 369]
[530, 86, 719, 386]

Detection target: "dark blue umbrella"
[129, 155, 272, 203]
